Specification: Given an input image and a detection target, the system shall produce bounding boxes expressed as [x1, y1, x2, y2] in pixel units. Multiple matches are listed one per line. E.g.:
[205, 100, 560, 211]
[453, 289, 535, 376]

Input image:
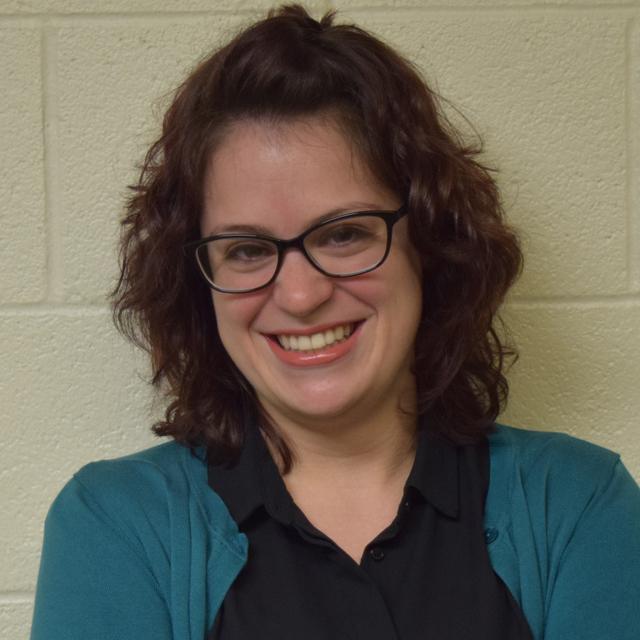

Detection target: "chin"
[284, 392, 368, 424]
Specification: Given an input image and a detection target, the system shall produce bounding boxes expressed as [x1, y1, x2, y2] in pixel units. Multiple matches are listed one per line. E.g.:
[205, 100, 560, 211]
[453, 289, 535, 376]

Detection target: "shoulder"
[486, 425, 640, 639]
[44, 442, 197, 551]
[489, 422, 621, 476]
[47, 439, 243, 555]
[71, 440, 201, 491]
[63, 440, 201, 515]
[485, 423, 627, 524]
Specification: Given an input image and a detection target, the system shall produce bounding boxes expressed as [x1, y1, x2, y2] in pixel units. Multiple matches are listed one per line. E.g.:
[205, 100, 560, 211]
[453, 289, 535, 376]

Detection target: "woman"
[31, 5, 640, 640]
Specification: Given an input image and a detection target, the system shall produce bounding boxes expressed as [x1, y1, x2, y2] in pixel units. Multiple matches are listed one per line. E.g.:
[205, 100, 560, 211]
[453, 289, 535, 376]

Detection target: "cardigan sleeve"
[30, 474, 173, 640]
[543, 457, 640, 640]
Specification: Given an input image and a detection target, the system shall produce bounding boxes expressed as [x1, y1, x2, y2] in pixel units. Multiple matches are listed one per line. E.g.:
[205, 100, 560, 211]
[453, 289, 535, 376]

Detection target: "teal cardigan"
[31, 424, 640, 640]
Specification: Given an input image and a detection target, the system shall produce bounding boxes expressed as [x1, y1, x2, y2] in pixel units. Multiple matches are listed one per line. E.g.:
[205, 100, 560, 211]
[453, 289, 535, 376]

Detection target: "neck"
[260, 392, 419, 493]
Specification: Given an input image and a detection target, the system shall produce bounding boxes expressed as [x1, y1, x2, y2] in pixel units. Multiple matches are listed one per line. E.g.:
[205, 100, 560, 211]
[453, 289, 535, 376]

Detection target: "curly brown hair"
[110, 4, 523, 473]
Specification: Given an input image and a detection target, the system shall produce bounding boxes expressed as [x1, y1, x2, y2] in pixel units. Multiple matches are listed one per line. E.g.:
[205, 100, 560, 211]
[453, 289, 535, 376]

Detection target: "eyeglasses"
[184, 205, 408, 294]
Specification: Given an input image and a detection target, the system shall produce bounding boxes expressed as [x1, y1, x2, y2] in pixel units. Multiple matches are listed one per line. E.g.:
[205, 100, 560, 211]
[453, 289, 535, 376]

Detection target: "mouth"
[263, 320, 366, 366]
[268, 320, 364, 352]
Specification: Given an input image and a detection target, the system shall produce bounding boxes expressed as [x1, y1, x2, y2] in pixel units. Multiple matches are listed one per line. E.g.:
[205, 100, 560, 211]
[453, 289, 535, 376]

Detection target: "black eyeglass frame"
[183, 204, 408, 294]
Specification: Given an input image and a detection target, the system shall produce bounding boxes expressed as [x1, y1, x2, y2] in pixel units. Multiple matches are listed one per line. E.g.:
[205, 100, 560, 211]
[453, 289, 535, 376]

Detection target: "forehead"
[200, 116, 397, 236]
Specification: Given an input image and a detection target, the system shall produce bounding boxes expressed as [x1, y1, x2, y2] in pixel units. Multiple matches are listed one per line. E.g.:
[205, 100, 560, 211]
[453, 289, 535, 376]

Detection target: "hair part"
[110, 3, 523, 474]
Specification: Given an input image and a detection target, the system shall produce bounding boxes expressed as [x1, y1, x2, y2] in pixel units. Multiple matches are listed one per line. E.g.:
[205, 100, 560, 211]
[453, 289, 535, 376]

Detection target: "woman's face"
[201, 116, 422, 428]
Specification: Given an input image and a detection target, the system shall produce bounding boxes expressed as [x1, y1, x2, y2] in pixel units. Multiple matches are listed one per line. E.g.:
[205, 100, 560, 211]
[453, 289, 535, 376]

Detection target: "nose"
[270, 249, 335, 316]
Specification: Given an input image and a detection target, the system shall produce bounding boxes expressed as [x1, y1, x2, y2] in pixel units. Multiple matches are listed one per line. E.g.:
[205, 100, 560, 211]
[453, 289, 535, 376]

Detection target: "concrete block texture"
[0, 27, 46, 303]
[54, 17, 251, 303]
[0, 312, 159, 591]
[0, 4, 638, 639]
[0, 601, 33, 640]
[633, 19, 640, 290]
[0, 0, 634, 12]
[0, 0, 328, 13]
[340, 10, 629, 298]
[500, 302, 640, 479]
[333, 0, 638, 7]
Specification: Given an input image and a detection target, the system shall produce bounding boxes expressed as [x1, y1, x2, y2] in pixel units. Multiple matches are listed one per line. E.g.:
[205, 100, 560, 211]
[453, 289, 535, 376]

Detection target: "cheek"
[211, 296, 246, 346]
[338, 269, 422, 340]
[211, 291, 267, 346]
[386, 257, 423, 339]
[378, 252, 423, 308]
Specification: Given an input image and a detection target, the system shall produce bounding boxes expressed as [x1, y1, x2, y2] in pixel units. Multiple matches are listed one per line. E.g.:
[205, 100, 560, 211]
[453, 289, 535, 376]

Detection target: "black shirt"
[207, 420, 533, 639]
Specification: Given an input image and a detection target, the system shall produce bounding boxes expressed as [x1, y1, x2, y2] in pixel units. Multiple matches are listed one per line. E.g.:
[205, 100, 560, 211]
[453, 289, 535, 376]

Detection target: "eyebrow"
[204, 202, 388, 236]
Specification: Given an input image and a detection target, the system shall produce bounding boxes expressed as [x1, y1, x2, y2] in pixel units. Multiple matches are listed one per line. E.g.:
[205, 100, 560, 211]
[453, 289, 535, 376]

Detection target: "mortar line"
[42, 24, 63, 303]
[0, 4, 639, 23]
[338, 2, 638, 12]
[0, 304, 110, 316]
[0, 591, 34, 603]
[628, 16, 639, 291]
[0, 9, 268, 23]
[0, 294, 638, 317]
[510, 291, 640, 302]
[506, 294, 640, 309]
[39, 23, 49, 302]
[0, 15, 40, 25]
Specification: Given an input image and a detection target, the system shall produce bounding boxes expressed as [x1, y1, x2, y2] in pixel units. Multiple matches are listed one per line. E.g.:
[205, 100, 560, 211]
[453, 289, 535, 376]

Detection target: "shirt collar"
[407, 424, 460, 519]
[207, 422, 270, 526]
[207, 417, 460, 525]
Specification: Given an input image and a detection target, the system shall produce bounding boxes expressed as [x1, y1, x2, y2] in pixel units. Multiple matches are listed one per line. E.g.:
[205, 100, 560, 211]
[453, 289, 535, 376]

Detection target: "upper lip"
[264, 319, 364, 336]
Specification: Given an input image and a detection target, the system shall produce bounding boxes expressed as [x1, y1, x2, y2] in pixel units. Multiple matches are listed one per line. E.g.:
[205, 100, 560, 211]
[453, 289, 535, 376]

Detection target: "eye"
[224, 241, 276, 262]
[317, 223, 373, 247]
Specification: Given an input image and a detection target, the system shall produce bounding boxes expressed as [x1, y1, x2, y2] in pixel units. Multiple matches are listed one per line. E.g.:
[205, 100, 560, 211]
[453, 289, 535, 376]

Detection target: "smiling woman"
[30, 4, 640, 640]
[202, 118, 422, 437]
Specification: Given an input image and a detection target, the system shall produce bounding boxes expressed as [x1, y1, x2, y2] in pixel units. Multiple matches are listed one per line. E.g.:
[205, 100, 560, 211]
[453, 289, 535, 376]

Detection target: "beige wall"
[1, 0, 639, 636]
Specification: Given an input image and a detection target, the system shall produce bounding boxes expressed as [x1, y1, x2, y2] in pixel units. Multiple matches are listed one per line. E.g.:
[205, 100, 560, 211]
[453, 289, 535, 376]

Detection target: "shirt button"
[369, 547, 385, 561]
[484, 527, 499, 545]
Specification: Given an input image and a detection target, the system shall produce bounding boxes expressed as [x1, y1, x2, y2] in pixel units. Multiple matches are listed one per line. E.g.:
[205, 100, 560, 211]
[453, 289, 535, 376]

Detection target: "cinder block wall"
[1, 1, 639, 636]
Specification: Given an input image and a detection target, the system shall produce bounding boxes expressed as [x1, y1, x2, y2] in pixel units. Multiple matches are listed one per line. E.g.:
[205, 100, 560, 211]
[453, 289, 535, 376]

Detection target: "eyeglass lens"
[196, 215, 388, 292]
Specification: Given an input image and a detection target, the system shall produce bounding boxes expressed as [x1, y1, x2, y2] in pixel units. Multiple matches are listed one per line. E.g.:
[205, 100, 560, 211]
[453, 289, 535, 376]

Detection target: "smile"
[264, 321, 365, 367]
[276, 323, 354, 351]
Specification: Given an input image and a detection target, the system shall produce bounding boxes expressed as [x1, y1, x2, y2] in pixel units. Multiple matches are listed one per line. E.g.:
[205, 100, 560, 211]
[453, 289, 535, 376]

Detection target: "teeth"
[276, 323, 355, 351]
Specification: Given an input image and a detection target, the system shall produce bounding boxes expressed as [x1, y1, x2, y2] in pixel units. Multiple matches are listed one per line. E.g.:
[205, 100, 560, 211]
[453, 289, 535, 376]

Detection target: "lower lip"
[265, 323, 364, 367]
